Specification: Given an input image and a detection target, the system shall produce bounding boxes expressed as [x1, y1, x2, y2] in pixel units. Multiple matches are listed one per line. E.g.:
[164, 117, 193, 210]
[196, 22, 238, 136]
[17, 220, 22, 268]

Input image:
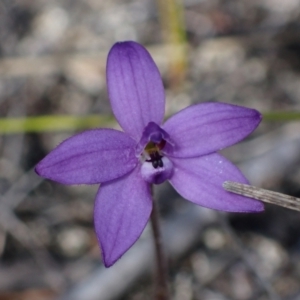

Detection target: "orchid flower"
[36, 41, 264, 267]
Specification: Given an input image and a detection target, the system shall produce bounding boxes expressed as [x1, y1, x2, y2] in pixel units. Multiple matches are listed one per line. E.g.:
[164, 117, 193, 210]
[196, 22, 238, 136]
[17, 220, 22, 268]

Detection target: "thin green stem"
[0, 114, 114, 134]
[150, 187, 170, 300]
[263, 111, 300, 121]
[1, 111, 300, 134]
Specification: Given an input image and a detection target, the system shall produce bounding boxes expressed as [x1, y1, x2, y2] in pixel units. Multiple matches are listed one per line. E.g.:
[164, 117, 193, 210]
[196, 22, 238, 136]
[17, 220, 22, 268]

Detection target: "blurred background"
[1, 0, 300, 299]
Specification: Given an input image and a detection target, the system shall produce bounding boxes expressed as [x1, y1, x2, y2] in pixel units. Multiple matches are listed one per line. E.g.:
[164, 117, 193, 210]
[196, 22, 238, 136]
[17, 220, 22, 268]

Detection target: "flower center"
[144, 140, 166, 169]
[137, 122, 174, 184]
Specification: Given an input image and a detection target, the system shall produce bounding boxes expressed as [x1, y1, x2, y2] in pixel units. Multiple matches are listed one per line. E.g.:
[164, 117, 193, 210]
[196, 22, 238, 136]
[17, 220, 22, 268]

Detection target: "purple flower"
[36, 41, 264, 267]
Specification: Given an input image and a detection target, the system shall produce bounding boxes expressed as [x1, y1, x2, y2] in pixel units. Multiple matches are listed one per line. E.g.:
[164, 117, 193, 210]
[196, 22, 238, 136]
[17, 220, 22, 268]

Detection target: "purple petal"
[35, 129, 138, 185]
[162, 102, 262, 158]
[135, 121, 173, 155]
[107, 41, 165, 140]
[94, 167, 152, 267]
[169, 153, 264, 212]
[141, 156, 173, 184]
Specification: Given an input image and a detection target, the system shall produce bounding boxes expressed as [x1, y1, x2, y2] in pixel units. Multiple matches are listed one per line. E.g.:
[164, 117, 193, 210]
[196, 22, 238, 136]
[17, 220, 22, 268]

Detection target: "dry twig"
[224, 181, 300, 212]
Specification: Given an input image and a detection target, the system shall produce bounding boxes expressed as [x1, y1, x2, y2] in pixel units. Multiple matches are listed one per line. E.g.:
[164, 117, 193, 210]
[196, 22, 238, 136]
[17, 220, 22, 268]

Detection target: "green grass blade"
[0, 115, 115, 134]
[262, 111, 300, 122]
[0, 111, 300, 134]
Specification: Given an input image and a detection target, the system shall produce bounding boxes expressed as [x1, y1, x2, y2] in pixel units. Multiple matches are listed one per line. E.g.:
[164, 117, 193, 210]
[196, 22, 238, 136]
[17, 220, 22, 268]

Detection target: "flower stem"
[150, 189, 170, 300]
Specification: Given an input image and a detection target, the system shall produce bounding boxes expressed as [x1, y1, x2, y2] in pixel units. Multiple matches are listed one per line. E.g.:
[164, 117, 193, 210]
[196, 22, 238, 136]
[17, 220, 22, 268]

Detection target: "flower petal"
[35, 129, 138, 185]
[135, 121, 173, 155]
[141, 156, 173, 184]
[169, 153, 264, 212]
[94, 167, 152, 267]
[163, 102, 261, 158]
[107, 41, 165, 140]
